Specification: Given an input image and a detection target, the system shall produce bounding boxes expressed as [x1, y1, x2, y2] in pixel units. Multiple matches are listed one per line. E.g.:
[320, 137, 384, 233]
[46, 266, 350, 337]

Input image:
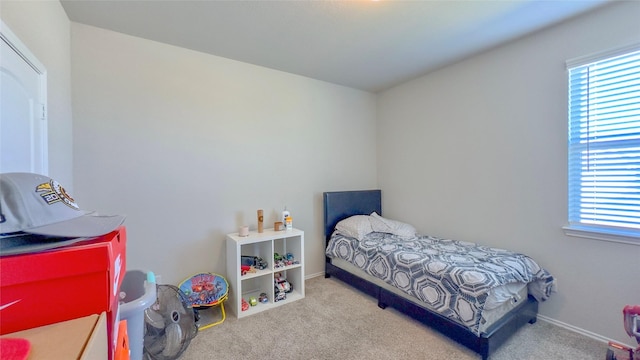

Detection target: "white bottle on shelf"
[282, 207, 290, 226]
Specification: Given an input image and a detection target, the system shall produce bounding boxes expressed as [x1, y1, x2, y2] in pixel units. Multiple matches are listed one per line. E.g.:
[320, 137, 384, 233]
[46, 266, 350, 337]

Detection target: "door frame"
[1, 19, 48, 174]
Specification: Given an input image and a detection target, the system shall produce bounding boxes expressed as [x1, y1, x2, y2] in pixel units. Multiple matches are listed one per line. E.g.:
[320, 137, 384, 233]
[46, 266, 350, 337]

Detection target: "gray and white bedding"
[326, 225, 556, 334]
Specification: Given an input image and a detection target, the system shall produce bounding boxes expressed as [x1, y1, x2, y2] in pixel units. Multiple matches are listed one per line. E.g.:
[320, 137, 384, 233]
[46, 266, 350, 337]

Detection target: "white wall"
[377, 1, 640, 345]
[4, 0, 638, 347]
[1, 0, 73, 187]
[70, 23, 377, 285]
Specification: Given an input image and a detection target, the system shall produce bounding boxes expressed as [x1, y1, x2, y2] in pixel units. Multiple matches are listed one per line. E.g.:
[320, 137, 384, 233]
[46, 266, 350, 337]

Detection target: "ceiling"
[60, 0, 611, 93]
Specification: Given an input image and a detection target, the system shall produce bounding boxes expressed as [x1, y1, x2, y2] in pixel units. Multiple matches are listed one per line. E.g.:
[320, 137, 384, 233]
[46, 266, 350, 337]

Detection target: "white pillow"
[369, 212, 417, 237]
[335, 215, 374, 240]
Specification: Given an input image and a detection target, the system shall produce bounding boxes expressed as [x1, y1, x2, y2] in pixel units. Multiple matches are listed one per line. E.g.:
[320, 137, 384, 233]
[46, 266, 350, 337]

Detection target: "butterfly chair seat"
[179, 273, 228, 330]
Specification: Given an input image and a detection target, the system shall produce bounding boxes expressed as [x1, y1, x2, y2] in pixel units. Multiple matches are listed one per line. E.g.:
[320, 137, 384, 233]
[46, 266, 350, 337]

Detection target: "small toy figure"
[284, 252, 300, 265]
[249, 297, 258, 306]
[241, 265, 256, 276]
[241, 298, 249, 311]
[274, 272, 293, 293]
[274, 292, 286, 302]
[241, 255, 269, 270]
[259, 292, 268, 303]
[254, 257, 268, 270]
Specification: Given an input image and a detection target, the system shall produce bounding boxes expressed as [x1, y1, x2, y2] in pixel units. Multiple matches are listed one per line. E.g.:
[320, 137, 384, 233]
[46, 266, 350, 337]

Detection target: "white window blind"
[567, 47, 640, 241]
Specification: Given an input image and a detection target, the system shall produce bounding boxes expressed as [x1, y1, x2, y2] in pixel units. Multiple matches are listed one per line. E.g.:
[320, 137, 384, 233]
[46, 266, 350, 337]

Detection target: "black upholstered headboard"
[323, 190, 382, 243]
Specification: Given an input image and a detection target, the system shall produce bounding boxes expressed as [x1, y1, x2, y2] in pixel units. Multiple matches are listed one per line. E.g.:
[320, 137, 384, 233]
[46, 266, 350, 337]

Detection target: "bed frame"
[323, 190, 538, 360]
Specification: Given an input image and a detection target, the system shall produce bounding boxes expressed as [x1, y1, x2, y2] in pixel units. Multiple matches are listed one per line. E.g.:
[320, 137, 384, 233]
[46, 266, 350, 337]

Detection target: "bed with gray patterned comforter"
[325, 231, 556, 334]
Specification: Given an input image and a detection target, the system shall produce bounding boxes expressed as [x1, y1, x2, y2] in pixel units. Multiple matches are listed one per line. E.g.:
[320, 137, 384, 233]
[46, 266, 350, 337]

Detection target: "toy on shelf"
[274, 271, 293, 302]
[241, 265, 256, 276]
[259, 292, 268, 304]
[274, 292, 286, 302]
[241, 298, 249, 311]
[274, 253, 284, 269]
[284, 252, 300, 266]
[274, 252, 299, 268]
[241, 255, 268, 270]
[249, 297, 258, 306]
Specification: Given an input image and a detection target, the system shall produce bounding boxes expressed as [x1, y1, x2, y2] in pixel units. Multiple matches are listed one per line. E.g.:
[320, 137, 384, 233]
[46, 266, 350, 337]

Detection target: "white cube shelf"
[226, 228, 305, 318]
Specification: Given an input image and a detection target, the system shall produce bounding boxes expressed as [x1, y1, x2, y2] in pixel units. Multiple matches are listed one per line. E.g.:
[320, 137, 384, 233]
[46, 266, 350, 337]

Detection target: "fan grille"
[143, 285, 198, 360]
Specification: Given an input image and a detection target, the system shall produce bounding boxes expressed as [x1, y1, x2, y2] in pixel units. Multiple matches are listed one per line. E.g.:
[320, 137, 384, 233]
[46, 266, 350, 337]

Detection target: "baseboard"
[305, 271, 325, 280]
[538, 314, 634, 348]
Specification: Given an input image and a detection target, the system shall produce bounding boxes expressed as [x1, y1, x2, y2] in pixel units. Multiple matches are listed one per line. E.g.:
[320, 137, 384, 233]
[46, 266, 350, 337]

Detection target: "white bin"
[120, 270, 157, 360]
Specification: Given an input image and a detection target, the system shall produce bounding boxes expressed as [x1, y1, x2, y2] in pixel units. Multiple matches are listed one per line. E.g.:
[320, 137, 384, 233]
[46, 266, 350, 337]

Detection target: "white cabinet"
[226, 228, 304, 318]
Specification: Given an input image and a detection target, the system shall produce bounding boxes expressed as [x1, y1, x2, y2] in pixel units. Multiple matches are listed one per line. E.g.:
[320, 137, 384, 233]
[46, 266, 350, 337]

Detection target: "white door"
[0, 21, 47, 174]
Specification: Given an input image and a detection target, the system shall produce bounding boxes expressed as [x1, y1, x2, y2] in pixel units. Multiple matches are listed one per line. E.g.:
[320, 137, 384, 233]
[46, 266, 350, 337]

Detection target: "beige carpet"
[179, 276, 607, 360]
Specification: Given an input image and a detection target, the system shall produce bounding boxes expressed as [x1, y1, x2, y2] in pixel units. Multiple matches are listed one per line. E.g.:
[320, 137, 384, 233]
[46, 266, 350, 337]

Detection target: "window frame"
[564, 43, 640, 246]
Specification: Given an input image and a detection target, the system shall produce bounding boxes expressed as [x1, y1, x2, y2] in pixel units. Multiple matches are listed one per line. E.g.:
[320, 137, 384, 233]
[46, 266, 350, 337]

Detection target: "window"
[565, 45, 640, 244]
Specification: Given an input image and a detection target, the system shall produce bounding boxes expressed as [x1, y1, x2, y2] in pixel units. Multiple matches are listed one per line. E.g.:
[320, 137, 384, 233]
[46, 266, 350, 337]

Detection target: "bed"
[323, 190, 555, 360]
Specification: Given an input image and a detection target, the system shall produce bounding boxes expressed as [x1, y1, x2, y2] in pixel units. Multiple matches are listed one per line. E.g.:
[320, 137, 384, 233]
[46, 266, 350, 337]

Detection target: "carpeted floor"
[179, 276, 607, 360]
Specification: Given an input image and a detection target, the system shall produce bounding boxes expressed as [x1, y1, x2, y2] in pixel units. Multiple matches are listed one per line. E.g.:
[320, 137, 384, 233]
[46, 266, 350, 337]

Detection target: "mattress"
[330, 258, 527, 334]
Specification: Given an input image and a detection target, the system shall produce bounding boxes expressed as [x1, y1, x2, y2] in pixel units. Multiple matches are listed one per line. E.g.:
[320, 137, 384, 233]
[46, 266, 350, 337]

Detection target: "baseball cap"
[0, 172, 125, 238]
